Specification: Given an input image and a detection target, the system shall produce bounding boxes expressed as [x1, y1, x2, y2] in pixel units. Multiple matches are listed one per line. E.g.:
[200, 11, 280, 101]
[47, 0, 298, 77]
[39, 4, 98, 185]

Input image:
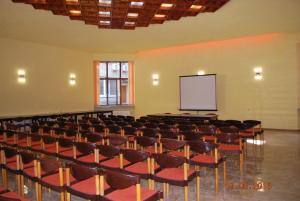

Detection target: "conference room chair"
[92, 124, 107, 136]
[28, 134, 43, 153]
[188, 141, 226, 192]
[2, 130, 15, 147]
[40, 135, 57, 156]
[106, 125, 122, 135]
[101, 169, 162, 201]
[74, 142, 98, 166]
[121, 149, 158, 189]
[64, 128, 78, 140]
[151, 153, 197, 201]
[18, 151, 39, 198]
[56, 138, 78, 160]
[216, 133, 244, 176]
[52, 127, 65, 138]
[37, 157, 67, 201]
[198, 125, 217, 143]
[159, 138, 188, 158]
[159, 129, 179, 140]
[243, 120, 264, 141]
[106, 134, 129, 148]
[140, 128, 159, 139]
[134, 136, 158, 154]
[97, 144, 129, 170]
[65, 163, 109, 201]
[1, 147, 20, 191]
[82, 132, 104, 145]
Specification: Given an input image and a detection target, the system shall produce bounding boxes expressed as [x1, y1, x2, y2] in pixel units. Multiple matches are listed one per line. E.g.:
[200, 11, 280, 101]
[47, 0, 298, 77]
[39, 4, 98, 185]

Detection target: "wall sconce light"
[17, 69, 26, 83]
[152, 73, 159, 86]
[69, 73, 76, 85]
[254, 67, 263, 80]
[197, 70, 205, 75]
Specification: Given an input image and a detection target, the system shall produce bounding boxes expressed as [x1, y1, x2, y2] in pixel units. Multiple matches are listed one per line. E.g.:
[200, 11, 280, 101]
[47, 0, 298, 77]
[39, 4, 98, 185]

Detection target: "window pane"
[108, 62, 120, 78]
[99, 63, 107, 78]
[121, 79, 129, 104]
[100, 79, 107, 105]
[108, 80, 117, 105]
[121, 62, 128, 78]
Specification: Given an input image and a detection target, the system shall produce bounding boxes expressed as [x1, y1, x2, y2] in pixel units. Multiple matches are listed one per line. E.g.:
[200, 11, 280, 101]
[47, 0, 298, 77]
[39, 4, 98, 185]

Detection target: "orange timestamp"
[226, 181, 272, 190]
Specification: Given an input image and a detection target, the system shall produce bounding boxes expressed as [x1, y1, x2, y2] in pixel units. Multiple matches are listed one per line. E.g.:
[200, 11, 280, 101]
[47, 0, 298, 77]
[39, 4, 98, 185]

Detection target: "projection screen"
[179, 74, 217, 111]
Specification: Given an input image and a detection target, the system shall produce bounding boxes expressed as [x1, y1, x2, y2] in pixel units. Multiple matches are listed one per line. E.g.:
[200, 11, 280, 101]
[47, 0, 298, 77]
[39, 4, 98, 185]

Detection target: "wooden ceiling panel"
[11, 0, 230, 29]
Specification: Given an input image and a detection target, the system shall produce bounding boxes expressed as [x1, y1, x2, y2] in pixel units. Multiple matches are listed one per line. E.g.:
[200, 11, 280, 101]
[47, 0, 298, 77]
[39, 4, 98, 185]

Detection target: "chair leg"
[35, 182, 40, 201]
[38, 184, 42, 201]
[163, 183, 167, 198]
[184, 186, 189, 201]
[16, 174, 21, 195]
[148, 179, 151, 189]
[66, 192, 71, 201]
[215, 167, 219, 192]
[196, 176, 200, 201]
[2, 169, 7, 188]
[223, 161, 227, 189]
[60, 192, 65, 201]
[240, 152, 244, 177]
[20, 175, 24, 196]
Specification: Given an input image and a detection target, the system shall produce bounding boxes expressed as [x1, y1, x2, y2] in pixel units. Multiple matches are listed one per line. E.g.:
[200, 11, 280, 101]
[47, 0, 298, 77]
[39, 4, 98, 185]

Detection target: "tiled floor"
[1, 130, 300, 201]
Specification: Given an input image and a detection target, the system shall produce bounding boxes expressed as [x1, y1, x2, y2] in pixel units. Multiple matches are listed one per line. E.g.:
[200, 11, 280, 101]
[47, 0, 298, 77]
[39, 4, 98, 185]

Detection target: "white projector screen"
[179, 74, 217, 111]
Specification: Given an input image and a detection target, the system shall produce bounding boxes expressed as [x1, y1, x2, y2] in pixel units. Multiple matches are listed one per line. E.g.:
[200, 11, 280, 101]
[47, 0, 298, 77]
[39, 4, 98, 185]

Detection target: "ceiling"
[1, 0, 300, 53]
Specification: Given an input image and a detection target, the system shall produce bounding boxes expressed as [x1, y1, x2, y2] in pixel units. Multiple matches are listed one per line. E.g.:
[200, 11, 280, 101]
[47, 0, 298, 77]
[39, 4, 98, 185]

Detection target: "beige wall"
[1, 32, 299, 130]
[0, 38, 95, 116]
[135, 32, 300, 130]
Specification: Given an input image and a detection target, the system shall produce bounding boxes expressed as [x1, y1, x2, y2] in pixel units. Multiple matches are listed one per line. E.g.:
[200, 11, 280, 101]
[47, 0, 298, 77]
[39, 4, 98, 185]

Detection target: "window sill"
[94, 104, 135, 110]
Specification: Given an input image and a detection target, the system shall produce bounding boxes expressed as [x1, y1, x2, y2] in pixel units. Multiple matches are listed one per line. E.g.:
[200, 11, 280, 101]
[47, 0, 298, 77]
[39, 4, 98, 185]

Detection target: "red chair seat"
[168, 150, 185, 157]
[143, 147, 157, 154]
[5, 162, 18, 170]
[0, 191, 30, 201]
[124, 161, 159, 175]
[155, 168, 195, 181]
[191, 154, 221, 164]
[100, 158, 130, 169]
[17, 141, 28, 147]
[6, 156, 17, 163]
[219, 144, 240, 151]
[105, 185, 158, 201]
[58, 149, 75, 158]
[42, 145, 57, 153]
[41, 172, 76, 186]
[0, 186, 8, 193]
[77, 154, 103, 163]
[70, 176, 110, 195]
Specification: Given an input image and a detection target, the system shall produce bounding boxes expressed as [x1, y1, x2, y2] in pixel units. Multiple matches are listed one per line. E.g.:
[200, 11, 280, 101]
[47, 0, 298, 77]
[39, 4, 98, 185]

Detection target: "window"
[94, 61, 134, 106]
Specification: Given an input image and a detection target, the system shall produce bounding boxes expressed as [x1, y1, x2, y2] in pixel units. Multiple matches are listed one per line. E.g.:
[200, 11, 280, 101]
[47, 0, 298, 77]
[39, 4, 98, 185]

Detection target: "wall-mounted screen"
[179, 74, 217, 111]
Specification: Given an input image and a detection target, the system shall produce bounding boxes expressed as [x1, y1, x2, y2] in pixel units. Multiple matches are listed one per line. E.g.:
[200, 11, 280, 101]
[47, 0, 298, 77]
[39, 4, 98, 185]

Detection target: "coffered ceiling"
[11, 0, 229, 30]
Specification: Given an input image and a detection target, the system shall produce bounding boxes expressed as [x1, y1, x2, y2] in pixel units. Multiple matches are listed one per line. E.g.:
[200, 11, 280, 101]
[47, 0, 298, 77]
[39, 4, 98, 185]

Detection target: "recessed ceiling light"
[127, 13, 139, 18]
[99, 11, 111, 16]
[154, 14, 166, 18]
[100, 20, 111, 25]
[190, 5, 203, 10]
[99, 0, 112, 5]
[65, 0, 79, 3]
[160, 3, 173, 8]
[125, 21, 136, 26]
[130, 1, 144, 7]
[69, 10, 81, 15]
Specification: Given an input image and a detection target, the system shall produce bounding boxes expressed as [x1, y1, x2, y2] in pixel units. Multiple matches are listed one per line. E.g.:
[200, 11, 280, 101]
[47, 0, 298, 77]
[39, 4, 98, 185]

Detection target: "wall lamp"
[69, 73, 76, 85]
[197, 70, 205, 75]
[152, 73, 159, 86]
[17, 69, 26, 84]
[254, 67, 263, 80]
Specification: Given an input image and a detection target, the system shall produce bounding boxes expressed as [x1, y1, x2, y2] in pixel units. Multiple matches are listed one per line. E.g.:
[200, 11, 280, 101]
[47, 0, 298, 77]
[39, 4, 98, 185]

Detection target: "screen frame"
[179, 74, 218, 111]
